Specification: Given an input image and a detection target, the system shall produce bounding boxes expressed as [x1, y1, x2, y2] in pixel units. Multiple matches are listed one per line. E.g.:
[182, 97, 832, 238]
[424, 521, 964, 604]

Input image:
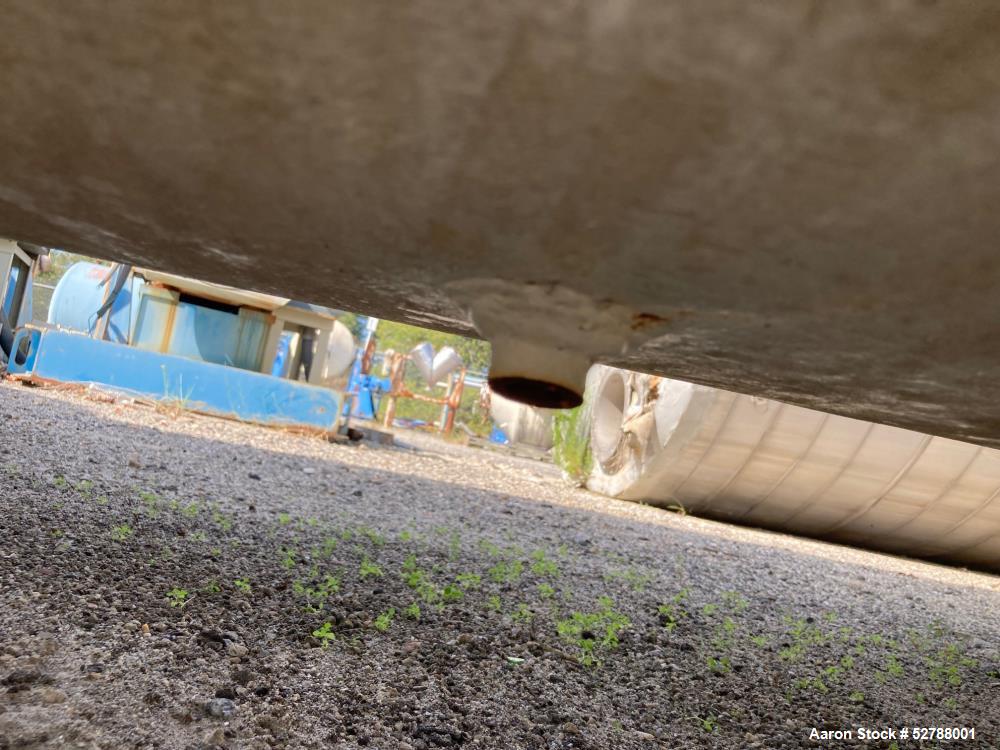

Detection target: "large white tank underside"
[587, 367, 1000, 571]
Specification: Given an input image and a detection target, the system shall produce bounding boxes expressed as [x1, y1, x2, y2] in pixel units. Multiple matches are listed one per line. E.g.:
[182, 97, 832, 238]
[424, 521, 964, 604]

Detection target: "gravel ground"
[1, 379, 999, 750]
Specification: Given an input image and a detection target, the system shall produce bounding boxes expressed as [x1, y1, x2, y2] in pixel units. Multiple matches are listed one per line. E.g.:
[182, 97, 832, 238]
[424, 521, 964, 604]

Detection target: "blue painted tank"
[47, 262, 139, 343]
[271, 332, 294, 377]
[50, 262, 272, 371]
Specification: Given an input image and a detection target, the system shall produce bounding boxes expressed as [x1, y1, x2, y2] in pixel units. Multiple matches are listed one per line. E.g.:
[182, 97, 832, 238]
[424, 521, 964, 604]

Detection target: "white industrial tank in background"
[585, 365, 1000, 572]
[324, 319, 357, 380]
[490, 391, 554, 450]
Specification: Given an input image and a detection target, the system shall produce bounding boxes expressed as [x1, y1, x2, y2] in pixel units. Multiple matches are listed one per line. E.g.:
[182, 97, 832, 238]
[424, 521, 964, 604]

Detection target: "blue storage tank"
[129, 284, 270, 371]
[47, 262, 139, 343]
[271, 331, 294, 377]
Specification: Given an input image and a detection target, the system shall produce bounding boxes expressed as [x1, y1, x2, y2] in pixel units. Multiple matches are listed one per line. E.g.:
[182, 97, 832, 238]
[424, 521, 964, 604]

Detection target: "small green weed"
[552, 404, 592, 485]
[320, 574, 340, 596]
[212, 510, 232, 531]
[359, 558, 383, 579]
[657, 588, 690, 632]
[605, 567, 652, 591]
[780, 616, 827, 662]
[456, 572, 481, 589]
[537, 583, 556, 599]
[706, 655, 731, 674]
[359, 526, 384, 546]
[556, 596, 630, 666]
[141, 491, 162, 511]
[488, 559, 524, 584]
[511, 603, 534, 623]
[478, 539, 501, 557]
[926, 642, 975, 688]
[721, 591, 748, 612]
[110, 524, 133, 542]
[530, 550, 559, 577]
[374, 607, 395, 632]
[885, 653, 904, 678]
[691, 715, 717, 732]
[313, 621, 336, 647]
[706, 616, 738, 672]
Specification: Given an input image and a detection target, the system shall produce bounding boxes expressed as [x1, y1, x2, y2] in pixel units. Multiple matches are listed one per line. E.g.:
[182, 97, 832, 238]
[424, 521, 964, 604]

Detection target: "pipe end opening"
[489, 376, 582, 409]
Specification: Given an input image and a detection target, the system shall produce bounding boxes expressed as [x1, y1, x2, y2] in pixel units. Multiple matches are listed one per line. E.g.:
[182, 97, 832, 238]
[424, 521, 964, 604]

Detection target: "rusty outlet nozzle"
[488, 376, 582, 410]
[487, 337, 588, 409]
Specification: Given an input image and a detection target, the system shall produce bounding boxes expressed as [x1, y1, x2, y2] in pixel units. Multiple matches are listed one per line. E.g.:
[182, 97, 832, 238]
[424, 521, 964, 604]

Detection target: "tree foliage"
[364, 318, 491, 375]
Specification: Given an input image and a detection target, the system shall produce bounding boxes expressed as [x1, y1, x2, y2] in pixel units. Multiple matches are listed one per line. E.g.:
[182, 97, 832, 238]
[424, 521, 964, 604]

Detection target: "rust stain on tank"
[630, 309, 695, 332]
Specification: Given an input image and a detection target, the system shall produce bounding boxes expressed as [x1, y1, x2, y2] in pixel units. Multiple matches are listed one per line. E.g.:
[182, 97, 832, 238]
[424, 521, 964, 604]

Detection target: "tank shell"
[47, 262, 135, 342]
[490, 391, 553, 449]
[587, 366, 1000, 571]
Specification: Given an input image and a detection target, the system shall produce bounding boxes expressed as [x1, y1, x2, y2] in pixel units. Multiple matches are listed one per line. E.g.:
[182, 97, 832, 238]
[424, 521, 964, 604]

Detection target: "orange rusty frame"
[381, 351, 466, 435]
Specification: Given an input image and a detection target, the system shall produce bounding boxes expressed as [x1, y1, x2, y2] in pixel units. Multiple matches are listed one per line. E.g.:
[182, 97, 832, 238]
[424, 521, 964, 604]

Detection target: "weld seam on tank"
[883, 446, 984, 545]
[669, 394, 742, 507]
[734, 410, 832, 522]
[777, 421, 878, 527]
[821, 433, 936, 536]
[702, 400, 785, 511]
